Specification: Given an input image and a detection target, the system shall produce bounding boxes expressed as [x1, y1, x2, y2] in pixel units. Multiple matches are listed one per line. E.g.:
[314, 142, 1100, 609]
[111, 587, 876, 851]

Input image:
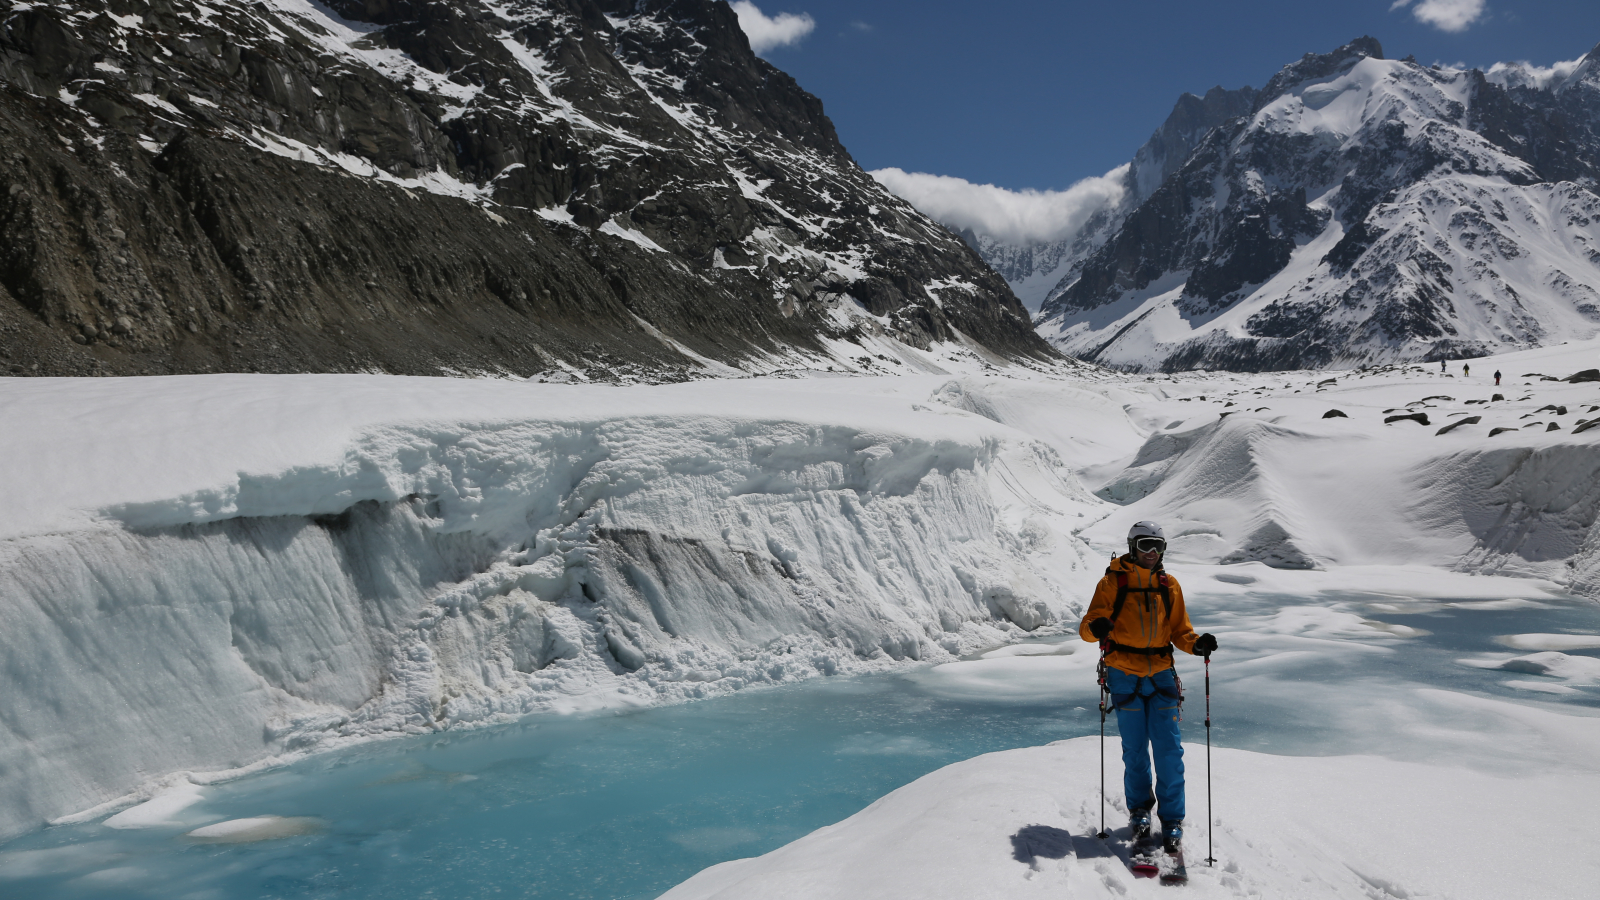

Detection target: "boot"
[1162, 822, 1183, 853]
[1129, 807, 1152, 842]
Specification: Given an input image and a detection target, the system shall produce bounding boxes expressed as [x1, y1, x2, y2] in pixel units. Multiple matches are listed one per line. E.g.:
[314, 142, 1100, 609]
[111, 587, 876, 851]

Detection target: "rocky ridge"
[0, 0, 1051, 378]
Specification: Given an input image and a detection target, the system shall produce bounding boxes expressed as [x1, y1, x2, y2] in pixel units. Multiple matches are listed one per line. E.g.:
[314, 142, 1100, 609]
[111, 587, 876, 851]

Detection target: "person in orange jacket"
[1080, 521, 1216, 852]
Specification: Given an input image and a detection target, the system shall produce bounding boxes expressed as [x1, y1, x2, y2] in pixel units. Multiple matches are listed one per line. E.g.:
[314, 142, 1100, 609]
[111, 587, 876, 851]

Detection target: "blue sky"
[736, 0, 1600, 192]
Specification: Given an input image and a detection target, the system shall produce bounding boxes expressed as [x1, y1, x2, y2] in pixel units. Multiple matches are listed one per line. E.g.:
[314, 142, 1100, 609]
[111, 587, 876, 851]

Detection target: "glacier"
[0, 372, 1111, 842]
[4, 338, 1600, 868]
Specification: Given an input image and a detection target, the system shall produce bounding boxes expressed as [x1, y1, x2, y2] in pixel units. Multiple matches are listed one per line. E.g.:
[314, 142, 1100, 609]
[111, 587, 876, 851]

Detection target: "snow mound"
[1462, 650, 1600, 683]
[184, 816, 322, 844]
[1497, 634, 1600, 652]
[1082, 347, 1600, 593]
[101, 782, 205, 830]
[661, 736, 1600, 900]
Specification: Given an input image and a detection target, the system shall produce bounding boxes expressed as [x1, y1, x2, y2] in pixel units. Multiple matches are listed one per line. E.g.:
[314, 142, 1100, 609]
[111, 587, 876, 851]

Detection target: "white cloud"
[1390, 0, 1488, 33]
[870, 165, 1130, 247]
[731, 2, 815, 55]
[1484, 58, 1585, 90]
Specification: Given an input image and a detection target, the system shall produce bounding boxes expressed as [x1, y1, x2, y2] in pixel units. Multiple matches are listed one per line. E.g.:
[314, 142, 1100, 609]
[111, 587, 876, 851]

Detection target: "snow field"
[1074, 353, 1600, 596]
[658, 736, 1600, 900]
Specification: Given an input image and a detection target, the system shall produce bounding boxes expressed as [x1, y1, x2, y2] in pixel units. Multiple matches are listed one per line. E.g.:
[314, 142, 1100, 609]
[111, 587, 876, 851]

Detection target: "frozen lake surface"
[3, 588, 1598, 899]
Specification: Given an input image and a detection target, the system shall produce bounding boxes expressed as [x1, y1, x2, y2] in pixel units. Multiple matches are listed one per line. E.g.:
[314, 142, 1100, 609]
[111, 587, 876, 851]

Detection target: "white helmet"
[1127, 521, 1166, 557]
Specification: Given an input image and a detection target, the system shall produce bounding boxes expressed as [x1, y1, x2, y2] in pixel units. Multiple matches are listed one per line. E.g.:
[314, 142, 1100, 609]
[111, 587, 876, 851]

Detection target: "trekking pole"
[1096, 641, 1109, 840]
[1204, 652, 1216, 866]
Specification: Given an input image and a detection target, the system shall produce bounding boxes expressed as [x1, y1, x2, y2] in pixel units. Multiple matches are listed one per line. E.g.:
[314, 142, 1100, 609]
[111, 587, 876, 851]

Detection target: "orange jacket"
[1078, 555, 1198, 676]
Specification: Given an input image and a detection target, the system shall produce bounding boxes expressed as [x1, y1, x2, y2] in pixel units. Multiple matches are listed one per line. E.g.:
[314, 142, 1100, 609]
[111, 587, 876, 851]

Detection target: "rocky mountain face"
[0, 0, 1048, 378]
[958, 86, 1258, 315]
[956, 227, 1080, 313]
[1032, 37, 1600, 372]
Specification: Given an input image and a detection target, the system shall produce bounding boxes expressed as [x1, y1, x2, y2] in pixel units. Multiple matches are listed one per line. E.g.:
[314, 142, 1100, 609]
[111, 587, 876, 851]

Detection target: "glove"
[1194, 633, 1218, 656]
[1089, 617, 1112, 640]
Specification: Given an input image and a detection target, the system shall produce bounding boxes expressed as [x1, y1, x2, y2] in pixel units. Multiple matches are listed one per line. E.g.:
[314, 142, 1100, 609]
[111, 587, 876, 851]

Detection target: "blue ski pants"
[1107, 666, 1185, 826]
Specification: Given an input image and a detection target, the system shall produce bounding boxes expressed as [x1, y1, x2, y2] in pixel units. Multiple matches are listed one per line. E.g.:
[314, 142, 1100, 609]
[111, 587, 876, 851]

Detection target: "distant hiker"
[1440, 359, 1446, 373]
[1463, 363, 1470, 377]
[1082, 522, 1217, 854]
[1494, 370, 1502, 386]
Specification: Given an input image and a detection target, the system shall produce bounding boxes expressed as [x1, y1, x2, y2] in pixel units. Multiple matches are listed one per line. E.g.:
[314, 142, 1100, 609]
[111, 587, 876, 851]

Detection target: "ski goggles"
[1132, 537, 1167, 554]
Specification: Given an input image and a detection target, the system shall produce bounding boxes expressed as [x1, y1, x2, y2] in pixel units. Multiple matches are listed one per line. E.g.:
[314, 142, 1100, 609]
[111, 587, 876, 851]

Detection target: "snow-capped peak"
[1029, 37, 1600, 371]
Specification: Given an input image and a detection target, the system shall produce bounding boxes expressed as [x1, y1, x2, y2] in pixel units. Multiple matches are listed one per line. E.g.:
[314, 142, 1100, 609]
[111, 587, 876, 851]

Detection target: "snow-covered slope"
[1035, 38, 1600, 371]
[661, 733, 1600, 900]
[1078, 351, 1600, 595]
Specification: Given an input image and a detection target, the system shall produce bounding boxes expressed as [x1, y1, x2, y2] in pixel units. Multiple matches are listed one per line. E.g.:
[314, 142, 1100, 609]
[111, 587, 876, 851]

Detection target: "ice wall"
[0, 410, 1092, 841]
[1418, 444, 1600, 591]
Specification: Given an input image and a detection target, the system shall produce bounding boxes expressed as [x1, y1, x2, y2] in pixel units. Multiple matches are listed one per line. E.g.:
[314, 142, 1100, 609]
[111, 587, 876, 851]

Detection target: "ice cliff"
[0, 374, 1100, 841]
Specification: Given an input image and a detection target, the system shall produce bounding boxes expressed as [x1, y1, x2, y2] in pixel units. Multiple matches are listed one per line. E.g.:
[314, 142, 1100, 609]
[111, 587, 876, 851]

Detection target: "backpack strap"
[1102, 561, 1176, 655]
[1105, 563, 1172, 624]
[1108, 568, 1131, 626]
